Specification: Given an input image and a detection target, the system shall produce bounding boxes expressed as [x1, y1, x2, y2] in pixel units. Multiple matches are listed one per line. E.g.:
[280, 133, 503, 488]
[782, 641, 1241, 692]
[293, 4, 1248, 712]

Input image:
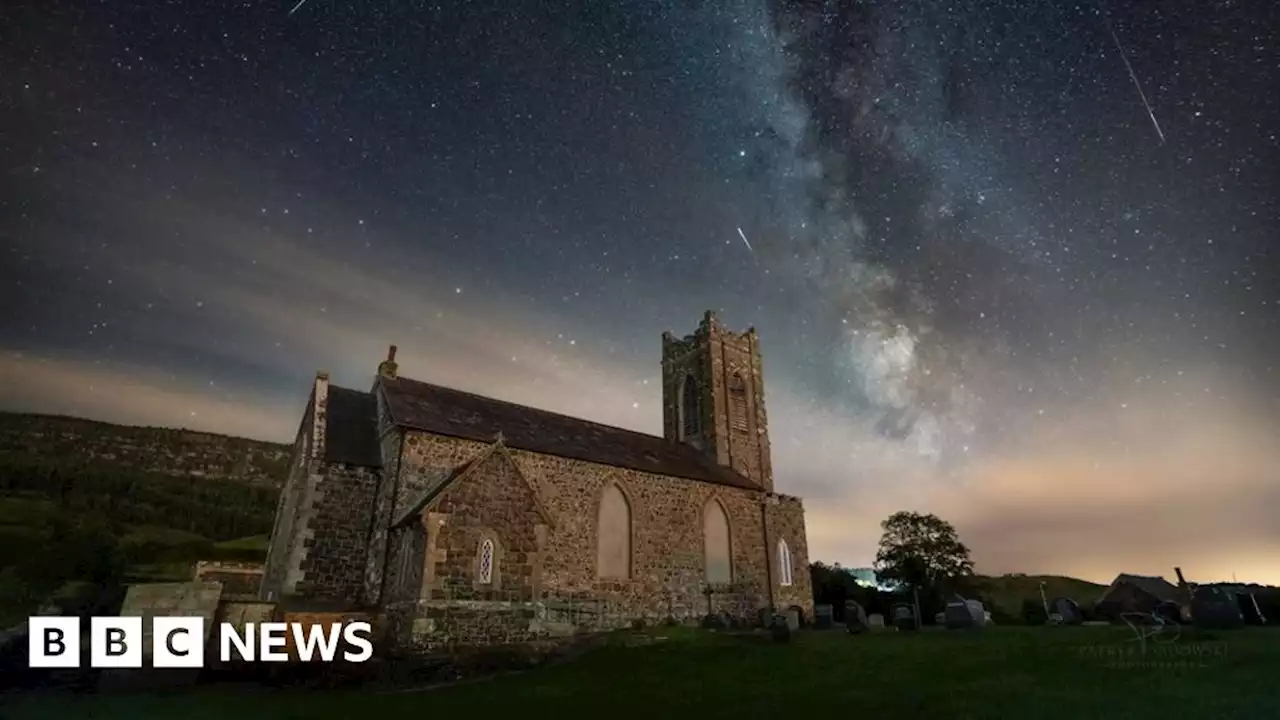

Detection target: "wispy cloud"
[5, 169, 1278, 586]
[0, 350, 296, 441]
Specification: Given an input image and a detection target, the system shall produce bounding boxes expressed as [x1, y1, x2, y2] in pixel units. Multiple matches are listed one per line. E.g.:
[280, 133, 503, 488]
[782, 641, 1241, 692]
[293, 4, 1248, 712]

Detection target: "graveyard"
[7, 622, 1278, 719]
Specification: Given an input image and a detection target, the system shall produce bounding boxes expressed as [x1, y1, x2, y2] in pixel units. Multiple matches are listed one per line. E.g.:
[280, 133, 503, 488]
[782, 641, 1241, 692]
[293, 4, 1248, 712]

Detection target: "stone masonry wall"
[114, 582, 224, 665]
[660, 312, 773, 491]
[213, 600, 276, 667]
[385, 429, 812, 644]
[708, 322, 773, 491]
[294, 462, 381, 604]
[361, 391, 403, 605]
[260, 398, 314, 600]
[382, 524, 426, 606]
[194, 561, 264, 600]
[383, 448, 549, 652]
[769, 496, 815, 619]
[265, 374, 387, 606]
[420, 449, 545, 602]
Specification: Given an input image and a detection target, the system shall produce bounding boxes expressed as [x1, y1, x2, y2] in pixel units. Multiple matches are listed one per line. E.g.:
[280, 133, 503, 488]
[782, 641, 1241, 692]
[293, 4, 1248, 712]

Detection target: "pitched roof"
[1101, 574, 1182, 603]
[323, 386, 381, 468]
[377, 375, 759, 490]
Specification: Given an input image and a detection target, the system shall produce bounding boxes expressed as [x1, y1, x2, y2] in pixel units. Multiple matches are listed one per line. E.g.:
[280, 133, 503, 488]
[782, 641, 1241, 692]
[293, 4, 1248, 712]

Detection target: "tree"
[873, 511, 974, 615]
[809, 562, 894, 621]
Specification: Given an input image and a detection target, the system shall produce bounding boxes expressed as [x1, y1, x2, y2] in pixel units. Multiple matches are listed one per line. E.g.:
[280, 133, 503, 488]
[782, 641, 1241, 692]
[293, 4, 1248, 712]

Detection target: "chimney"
[378, 344, 399, 379]
[312, 371, 329, 464]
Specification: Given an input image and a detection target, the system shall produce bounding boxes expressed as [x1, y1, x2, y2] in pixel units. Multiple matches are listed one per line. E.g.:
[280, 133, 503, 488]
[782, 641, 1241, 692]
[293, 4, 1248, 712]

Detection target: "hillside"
[0, 411, 291, 488]
[0, 411, 290, 624]
[968, 573, 1109, 618]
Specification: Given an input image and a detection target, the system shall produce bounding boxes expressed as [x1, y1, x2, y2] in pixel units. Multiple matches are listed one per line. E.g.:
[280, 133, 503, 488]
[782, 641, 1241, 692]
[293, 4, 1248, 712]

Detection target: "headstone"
[785, 608, 800, 631]
[868, 613, 885, 629]
[787, 605, 807, 627]
[814, 604, 834, 630]
[1191, 587, 1245, 630]
[758, 607, 774, 628]
[99, 581, 224, 690]
[844, 601, 869, 634]
[891, 603, 917, 631]
[944, 597, 987, 630]
[1051, 597, 1083, 625]
[770, 614, 791, 643]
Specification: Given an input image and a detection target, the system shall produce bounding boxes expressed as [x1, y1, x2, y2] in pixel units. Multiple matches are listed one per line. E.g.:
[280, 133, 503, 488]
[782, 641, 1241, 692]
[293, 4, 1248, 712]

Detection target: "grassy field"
[6, 625, 1278, 719]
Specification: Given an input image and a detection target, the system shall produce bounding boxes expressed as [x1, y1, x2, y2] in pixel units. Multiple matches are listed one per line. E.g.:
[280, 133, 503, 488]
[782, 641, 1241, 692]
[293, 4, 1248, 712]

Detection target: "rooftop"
[376, 374, 760, 490]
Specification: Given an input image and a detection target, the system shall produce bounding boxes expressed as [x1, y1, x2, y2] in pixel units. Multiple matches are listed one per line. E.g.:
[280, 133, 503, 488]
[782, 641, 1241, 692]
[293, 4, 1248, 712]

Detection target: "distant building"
[259, 311, 814, 653]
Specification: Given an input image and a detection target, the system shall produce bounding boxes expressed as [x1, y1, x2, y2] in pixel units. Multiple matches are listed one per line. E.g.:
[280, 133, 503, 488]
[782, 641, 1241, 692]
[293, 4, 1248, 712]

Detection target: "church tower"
[662, 310, 774, 491]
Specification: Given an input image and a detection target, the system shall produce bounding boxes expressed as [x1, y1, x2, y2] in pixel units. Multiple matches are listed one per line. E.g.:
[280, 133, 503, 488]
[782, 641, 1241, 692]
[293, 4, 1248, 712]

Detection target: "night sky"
[3, 1, 1278, 584]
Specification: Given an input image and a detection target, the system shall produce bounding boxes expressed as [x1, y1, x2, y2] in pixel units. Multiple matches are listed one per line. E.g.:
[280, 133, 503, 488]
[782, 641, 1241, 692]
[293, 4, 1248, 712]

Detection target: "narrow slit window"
[681, 375, 701, 439]
[478, 538, 495, 585]
[729, 373, 749, 432]
[778, 539, 793, 587]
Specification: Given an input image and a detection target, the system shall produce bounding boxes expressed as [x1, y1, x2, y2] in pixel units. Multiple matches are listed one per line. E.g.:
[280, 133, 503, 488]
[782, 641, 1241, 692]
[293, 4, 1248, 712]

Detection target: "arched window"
[680, 374, 701, 440]
[703, 498, 732, 584]
[729, 372, 749, 432]
[478, 538, 495, 585]
[777, 538, 793, 587]
[597, 483, 632, 579]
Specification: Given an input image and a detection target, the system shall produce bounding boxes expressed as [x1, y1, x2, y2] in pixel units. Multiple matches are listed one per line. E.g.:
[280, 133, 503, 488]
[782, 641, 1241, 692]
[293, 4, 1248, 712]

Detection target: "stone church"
[260, 311, 813, 652]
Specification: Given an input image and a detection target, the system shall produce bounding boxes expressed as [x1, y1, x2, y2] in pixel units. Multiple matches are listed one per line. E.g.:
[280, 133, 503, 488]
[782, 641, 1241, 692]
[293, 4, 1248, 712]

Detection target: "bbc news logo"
[28, 617, 373, 668]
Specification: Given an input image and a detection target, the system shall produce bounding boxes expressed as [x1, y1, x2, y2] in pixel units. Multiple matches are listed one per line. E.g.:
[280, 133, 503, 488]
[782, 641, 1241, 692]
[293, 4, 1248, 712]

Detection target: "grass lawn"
[6, 625, 1278, 719]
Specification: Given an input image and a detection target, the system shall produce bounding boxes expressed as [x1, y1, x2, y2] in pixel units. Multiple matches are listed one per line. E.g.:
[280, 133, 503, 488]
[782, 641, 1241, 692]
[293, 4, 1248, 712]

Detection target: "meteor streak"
[1104, 15, 1165, 144]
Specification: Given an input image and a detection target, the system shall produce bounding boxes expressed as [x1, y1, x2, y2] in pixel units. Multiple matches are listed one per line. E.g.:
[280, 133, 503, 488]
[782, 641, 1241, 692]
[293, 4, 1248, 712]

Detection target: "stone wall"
[387, 599, 582, 655]
[293, 462, 381, 603]
[114, 581, 224, 663]
[194, 561, 264, 600]
[768, 496, 815, 619]
[260, 395, 315, 600]
[421, 448, 547, 602]
[0, 411, 289, 487]
[383, 446, 553, 651]
[263, 374, 384, 605]
[360, 397, 403, 606]
[660, 311, 773, 491]
[379, 428, 814, 649]
[215, 599, 276, 633]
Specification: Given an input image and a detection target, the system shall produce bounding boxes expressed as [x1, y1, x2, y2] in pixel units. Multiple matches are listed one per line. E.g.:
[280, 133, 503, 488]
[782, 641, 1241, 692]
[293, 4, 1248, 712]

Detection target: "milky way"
[2, 0, 1278, 582]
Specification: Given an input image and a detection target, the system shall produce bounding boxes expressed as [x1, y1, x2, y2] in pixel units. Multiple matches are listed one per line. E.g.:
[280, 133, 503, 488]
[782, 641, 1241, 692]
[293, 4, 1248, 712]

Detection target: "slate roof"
[323, 386, 382, 468]
[377, 375, 760, 490]
[1101, 574, 1183, 603]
